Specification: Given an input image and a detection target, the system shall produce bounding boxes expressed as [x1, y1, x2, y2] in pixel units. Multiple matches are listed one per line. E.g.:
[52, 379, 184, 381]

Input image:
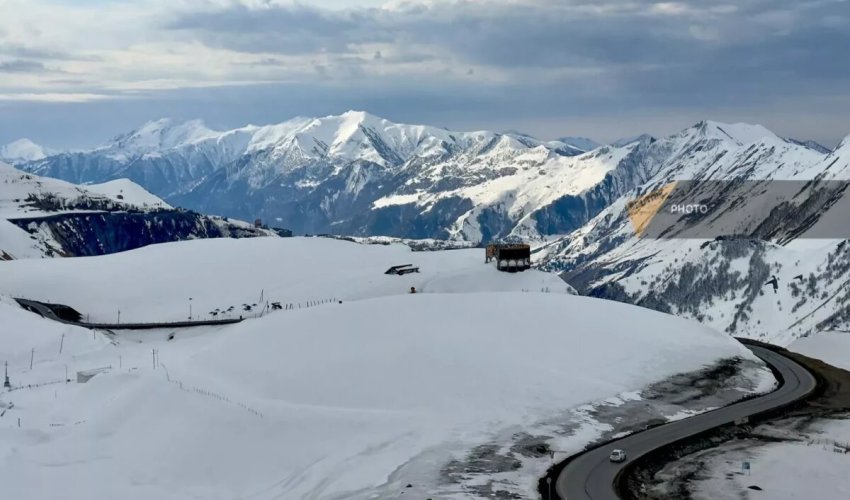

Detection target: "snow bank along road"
[555, 344, 817, 500]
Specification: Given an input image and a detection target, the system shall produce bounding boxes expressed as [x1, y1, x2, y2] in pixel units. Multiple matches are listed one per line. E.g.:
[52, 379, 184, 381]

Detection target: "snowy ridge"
[694, 120, 777, 145]
[106, 118, 219, 157]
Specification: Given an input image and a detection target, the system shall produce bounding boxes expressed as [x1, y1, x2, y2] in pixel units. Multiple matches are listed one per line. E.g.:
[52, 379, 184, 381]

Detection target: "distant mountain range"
[7, 112, 836, 245]
[8, 112, 650, 239]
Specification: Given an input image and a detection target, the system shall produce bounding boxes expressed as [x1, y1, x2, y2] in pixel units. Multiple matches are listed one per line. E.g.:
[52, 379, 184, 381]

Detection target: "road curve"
[555, 345, 816, 500]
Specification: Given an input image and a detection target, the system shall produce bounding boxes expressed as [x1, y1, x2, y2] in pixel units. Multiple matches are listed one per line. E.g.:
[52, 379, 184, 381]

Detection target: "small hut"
[485, 243, 531, 272]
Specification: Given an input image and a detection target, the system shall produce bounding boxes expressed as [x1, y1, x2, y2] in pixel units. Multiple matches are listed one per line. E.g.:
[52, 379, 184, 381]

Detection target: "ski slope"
[0, 237, 771, 500]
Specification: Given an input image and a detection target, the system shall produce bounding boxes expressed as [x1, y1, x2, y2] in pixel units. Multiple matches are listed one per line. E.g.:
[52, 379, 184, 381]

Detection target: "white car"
[609, 449, 627, 463]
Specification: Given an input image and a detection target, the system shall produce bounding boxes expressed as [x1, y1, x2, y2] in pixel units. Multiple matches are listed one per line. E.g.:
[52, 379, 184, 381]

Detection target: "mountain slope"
[540, 125, 850, 343]
[0, 162, 274, 259]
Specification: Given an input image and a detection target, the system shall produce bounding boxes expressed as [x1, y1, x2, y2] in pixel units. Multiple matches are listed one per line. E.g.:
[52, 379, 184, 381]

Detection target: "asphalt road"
[15, 298, 243, 330]
[555, 345, 817, 500]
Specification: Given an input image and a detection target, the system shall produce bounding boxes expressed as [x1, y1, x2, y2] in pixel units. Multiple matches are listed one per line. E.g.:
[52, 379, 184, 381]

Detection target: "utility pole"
[189, 297, 193, 320]
[30, 348, 34, 370]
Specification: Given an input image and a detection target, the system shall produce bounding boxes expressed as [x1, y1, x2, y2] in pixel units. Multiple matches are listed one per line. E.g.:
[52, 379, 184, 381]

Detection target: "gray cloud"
[0, 43, 99, 62]
[0, 59, 48, 73]
[163, 0, 850, 105]
[166, 3, 390, 55]
[2, 0, 850, 149]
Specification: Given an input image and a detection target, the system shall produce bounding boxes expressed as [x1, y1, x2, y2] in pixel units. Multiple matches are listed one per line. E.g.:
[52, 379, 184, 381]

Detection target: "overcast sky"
[1, 0, 848, 148]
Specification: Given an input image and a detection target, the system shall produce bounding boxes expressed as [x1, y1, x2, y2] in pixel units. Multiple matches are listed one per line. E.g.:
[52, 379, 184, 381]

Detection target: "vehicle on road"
[609, 449, 626, 463]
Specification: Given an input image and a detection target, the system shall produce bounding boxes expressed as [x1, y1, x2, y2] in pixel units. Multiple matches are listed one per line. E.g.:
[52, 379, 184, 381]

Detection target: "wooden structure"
[485, 243, 531, 272]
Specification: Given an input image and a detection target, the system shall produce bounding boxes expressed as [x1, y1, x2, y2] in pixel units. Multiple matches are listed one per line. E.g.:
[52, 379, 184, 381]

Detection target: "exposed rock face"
[10, 210, 271, 257]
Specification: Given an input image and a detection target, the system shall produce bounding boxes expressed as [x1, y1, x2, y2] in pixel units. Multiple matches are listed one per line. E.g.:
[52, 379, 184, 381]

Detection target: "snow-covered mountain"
[0, 162, 274, 259]
[18, 111, 648, 240]
[538, 121, 850, 342]
[0, 138, 52, 164]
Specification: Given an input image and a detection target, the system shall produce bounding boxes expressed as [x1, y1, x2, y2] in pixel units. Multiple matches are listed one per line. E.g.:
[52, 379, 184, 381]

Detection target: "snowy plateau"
[0, 236, 774, 500]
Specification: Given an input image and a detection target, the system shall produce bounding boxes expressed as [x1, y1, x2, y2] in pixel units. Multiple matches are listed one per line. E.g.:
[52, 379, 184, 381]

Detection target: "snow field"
[0, 237, 770, 499]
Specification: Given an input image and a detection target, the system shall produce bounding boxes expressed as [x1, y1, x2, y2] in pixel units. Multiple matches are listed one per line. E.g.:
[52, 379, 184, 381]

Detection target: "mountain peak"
[0, 138, 50, 163]
[137, 118, 213, 138]
[339, 110, 372, 121]
[110, 118, 217, 152]
[691, 120, 777, 145]
[330, 110, 389, 129]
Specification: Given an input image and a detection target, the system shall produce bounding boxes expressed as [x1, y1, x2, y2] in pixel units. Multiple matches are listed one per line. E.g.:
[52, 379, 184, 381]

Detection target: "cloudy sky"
[0, 0, 848, 148]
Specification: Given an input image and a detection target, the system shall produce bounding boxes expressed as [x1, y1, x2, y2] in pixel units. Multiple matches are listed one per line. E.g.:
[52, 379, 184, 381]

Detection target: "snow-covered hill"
[19, 112, 651, 240]
[84, 178, 170, 208]
[539, 122, 850, 343]
[0, 236, 574, 322]
[0, 162, 272, 259]
[0, 236, 772, 500]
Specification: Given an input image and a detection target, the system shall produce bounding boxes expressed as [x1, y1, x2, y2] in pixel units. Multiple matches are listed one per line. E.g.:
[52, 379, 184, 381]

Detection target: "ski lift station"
[485, 243, 532, 272]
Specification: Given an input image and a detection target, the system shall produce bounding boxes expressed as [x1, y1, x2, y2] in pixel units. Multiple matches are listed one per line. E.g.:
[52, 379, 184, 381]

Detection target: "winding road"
[555, 344, 817, 500]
